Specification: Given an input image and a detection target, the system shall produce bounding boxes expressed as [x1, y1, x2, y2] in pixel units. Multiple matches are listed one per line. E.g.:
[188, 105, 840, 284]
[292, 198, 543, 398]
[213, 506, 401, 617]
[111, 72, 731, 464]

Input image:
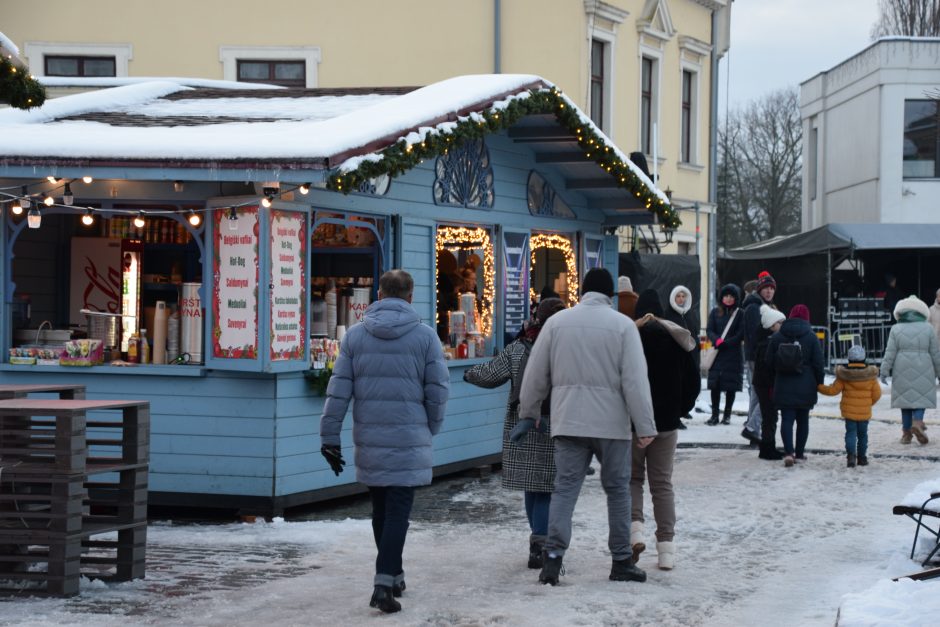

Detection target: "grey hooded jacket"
[320, 297, 449, 486]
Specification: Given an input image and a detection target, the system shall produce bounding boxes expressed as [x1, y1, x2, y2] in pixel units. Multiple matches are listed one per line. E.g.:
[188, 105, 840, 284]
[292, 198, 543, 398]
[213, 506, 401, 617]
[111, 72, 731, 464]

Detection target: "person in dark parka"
[630, 289, 699, 571]
[664, 284, 699, 425]
[765, 304, 825, 467]
[706, 284, 744, 425]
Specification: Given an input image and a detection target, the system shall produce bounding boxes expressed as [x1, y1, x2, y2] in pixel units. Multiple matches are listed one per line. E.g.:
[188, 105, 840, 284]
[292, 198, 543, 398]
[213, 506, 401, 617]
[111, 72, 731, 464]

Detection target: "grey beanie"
[847, 345, 866, 363]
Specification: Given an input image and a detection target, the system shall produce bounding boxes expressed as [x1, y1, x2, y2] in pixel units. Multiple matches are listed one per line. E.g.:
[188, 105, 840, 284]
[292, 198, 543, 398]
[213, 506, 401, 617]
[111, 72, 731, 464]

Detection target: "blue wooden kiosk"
[0, 75, 675, 514]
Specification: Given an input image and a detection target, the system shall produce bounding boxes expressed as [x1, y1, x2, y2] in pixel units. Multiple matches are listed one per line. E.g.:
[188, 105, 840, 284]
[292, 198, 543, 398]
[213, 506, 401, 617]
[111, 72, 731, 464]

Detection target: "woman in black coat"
[765, 304, 825, 467]
[706, 284, 744, 425]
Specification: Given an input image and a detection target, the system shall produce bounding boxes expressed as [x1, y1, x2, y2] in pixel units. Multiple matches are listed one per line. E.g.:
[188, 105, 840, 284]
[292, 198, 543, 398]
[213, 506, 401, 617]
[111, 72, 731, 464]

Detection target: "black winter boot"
[539, 551, 564, 585]
[847, 454, 857, 468]
[609, 557, 647, 582]
[528, 538, 545, 569]
[721, 407, 732, 425]
[758, 443, 784, 460]
[370, 585, 401, 613]
[392, 572, 406, 597]
[706, 410, 719, 426]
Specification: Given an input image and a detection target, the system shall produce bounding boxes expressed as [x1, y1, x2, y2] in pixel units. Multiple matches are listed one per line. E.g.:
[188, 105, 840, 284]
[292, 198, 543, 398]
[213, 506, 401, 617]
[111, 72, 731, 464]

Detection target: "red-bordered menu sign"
[269, 209, 307, 361]
[212, 206, 259, 359]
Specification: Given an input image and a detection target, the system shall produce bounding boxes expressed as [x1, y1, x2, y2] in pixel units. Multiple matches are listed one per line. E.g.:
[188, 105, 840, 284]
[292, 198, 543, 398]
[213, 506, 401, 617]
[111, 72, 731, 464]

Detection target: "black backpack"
[775, 341, 803, 374]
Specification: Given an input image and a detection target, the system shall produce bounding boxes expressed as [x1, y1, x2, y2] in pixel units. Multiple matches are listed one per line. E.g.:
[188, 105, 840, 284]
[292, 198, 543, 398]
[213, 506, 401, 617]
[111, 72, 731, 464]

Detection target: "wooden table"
[0, 398, 149, 596]
[0, 384, 86, 400]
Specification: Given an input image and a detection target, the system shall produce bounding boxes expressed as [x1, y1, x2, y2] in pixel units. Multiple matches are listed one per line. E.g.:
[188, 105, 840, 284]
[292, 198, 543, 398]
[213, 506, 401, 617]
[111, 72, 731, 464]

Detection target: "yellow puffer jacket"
[817, 363, 882, 421]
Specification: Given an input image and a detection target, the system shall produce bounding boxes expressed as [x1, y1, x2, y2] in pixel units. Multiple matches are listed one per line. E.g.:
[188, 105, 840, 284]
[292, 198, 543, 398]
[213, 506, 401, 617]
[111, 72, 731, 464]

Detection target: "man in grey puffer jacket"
[320, 269, 449, 613]
[519, 267, 657, 586]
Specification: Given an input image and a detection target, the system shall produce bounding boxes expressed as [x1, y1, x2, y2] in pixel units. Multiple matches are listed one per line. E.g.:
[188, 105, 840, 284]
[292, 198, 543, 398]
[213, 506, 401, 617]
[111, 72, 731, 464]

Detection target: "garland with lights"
[0, 54, 46, 110]
[529, 233, 579, 308]
[435, 226, 495, 338]
[328, 87, 679, 229]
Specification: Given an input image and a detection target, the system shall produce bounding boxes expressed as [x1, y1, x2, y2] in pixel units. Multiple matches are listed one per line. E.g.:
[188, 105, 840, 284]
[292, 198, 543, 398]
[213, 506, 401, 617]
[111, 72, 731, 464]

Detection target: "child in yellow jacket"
[818, 345, 882, 467]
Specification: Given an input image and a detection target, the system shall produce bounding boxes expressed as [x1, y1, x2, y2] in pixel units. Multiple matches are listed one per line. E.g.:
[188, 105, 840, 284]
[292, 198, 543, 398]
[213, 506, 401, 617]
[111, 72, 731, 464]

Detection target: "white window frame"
[584, 1, 628, 137]
[220, 46, 321, 88]
[678, 65, 700, 166]
[23, 42, 133, 77]
[639, 47, 662, 159]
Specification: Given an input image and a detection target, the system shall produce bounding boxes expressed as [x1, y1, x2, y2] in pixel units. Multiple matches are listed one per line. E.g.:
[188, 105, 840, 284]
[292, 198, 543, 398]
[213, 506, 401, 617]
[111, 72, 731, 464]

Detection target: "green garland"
[327, 87, 680, 228]
[0, 55, 46, 110]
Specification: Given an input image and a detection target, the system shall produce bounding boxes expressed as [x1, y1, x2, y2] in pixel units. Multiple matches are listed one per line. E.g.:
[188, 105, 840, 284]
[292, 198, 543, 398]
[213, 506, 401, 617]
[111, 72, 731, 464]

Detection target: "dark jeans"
[524, 490, 551, 537]
[845, 420, 869, 457]
[369, 486, 415, 587]
[756, 384, 778, 448]
[779, 408, 810, 456]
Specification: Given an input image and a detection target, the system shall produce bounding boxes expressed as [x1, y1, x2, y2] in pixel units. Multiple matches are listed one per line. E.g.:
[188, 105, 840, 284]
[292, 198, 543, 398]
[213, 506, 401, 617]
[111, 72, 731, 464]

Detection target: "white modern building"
[801, 37, 940, 230]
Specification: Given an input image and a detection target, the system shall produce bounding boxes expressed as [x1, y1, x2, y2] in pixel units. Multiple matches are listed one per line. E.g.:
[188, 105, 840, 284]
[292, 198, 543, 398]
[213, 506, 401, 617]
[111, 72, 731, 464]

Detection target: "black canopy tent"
[719, 223, 940, 324]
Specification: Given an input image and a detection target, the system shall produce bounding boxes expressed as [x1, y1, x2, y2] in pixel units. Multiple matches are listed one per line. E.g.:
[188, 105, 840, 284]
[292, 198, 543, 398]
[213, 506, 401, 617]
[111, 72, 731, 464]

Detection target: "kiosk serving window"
[530, 233, 578, 309]
[435, 225, 494, 359]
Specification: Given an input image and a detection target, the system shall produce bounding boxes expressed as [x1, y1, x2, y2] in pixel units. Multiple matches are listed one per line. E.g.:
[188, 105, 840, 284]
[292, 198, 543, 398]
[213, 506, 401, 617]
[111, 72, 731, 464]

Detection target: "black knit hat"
[581, 268, 615, 297]
[635, 289, 664, 318]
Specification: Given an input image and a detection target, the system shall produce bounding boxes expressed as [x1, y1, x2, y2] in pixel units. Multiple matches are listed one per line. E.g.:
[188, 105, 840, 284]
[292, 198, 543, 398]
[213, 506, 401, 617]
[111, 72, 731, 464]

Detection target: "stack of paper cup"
[152, 301, 168, 364]
[326, 288, 337, 339]
[167, 308, 180, 362]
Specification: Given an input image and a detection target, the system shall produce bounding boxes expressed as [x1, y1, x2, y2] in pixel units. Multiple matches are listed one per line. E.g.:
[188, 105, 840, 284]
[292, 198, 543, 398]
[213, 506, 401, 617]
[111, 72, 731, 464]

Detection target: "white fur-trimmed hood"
[668, 285, 692, 315]
[894, 295, 930, 321]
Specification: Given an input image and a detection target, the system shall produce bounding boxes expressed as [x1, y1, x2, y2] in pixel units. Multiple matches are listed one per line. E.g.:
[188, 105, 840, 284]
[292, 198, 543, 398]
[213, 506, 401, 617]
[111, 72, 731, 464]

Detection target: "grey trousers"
[630, 429, 678, 542]
[745, 360, 762, 435]
[545, 436, 632, 561]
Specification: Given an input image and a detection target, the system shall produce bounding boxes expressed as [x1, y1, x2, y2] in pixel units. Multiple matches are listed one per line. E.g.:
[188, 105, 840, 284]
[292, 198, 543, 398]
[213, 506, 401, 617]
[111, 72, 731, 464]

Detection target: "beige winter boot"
[912, 422, 929, 444]
[657, 541, 675, 570]
[900, 429, 913, 444]
[630, 521, 645, 562]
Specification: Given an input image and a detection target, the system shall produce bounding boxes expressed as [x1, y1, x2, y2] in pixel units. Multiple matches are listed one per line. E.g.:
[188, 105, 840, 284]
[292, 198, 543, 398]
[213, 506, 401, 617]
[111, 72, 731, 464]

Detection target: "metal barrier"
[827, 304, 892, 370]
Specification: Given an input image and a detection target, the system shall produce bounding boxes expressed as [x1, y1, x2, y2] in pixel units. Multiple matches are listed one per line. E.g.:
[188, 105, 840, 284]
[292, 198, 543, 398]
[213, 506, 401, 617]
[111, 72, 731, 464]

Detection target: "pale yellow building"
[3, 0, 729, 318]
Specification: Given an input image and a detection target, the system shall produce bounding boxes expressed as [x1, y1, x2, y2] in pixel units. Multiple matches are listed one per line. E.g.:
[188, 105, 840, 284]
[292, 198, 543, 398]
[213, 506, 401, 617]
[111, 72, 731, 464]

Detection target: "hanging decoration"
[434, 226, 495, 338]
[530, 233, 579, 308]
[327, 87, 678, 228]
[0, 53, 46, 110]
[432, 139, 494, 208]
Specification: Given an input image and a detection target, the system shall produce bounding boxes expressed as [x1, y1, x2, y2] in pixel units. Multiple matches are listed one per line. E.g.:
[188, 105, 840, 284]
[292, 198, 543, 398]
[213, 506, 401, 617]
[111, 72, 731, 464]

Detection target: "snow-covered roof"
[0, 73, 672, 217]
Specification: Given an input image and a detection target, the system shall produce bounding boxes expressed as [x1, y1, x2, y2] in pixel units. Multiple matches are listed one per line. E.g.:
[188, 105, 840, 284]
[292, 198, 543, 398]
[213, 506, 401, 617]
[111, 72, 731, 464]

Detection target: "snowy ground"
[2, 379, 940, 626]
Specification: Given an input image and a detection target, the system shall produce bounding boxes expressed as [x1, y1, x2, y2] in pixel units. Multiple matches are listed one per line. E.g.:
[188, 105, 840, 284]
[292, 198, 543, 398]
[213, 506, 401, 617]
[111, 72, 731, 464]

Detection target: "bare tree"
[716, 88, 802, 250]
[871, 0, 940, 37]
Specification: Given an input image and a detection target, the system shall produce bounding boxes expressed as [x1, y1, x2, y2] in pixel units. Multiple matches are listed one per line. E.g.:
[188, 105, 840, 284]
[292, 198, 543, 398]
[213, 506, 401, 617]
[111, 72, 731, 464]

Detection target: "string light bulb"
[62, 183, 74, 206]
[133, 211, 145, 229]
[261, 195, 273, 208]
[227, 207, 239, 231]
[82, 175, 93, 184]
[46, 176, 59, 184]
[10, 199, 22, 215]
[27, 207, 41, 229]
[20, 187, 30, 209]
[43, 194, 54, 207]
[81, 208, 94, 226]
[173, 180, 184, 193]
[298, 183, 310, 195]
[188, 210, 201, 227]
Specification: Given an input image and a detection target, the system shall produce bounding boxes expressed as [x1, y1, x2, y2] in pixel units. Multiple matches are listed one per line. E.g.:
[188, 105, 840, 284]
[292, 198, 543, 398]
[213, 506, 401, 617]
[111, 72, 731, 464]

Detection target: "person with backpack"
[880, 295, 940, 445]
[463, 297, 566, 570]
[705, 284, 745, 425]
[765, 304, 825, 467]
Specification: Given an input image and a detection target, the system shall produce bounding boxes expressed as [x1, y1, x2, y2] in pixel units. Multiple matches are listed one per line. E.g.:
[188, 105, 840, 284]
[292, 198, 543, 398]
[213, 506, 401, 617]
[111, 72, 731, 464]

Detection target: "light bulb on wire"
[20, 187, 30, 209]
[188, 210, 201, 227]
[82, 175, 93, 184]
[10, 199, 23, 215]
[81, 208, 94, 226]
[62, 183, 74, 206]
[133, 211, 145, 229]
[46, 176, 59, 184]
[298, 183, 310, 195]
[261, 195, 273, 208]
[227, 207, 239, 231]
[43, 195, 54, 207]
[27, 207, 41, 229]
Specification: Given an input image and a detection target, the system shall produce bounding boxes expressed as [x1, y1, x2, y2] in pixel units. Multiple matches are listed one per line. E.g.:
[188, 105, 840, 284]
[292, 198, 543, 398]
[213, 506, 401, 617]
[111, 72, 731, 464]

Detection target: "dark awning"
[722, 223, 940, 260]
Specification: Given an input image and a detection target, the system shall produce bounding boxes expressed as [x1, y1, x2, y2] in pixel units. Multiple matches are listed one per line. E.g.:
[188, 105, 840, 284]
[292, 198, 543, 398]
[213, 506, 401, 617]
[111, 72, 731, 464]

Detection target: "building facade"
[3, 0, 730, 320]
[801, 37, 940, 229]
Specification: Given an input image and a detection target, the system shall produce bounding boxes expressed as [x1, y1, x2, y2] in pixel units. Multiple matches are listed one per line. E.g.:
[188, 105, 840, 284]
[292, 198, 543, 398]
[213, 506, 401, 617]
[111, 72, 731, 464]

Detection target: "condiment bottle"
[140, 329, 151, 364]
[127, 333, 140, 363]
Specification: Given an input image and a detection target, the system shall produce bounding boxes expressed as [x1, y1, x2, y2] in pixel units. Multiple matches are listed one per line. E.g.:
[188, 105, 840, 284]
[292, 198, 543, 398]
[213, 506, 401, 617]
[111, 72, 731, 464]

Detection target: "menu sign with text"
[212, 206, 259, 359]
[269, 210, 307, 361]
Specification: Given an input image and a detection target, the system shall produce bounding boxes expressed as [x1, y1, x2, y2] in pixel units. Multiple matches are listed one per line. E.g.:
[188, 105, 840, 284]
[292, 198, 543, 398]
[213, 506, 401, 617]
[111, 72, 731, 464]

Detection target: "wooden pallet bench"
[0, 398, 148, 596]
[893, 479, 940, 568]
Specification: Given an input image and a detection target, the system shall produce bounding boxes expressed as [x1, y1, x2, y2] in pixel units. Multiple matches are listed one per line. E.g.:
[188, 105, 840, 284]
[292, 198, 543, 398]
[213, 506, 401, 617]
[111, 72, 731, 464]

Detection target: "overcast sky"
[721, 0, 882, 110]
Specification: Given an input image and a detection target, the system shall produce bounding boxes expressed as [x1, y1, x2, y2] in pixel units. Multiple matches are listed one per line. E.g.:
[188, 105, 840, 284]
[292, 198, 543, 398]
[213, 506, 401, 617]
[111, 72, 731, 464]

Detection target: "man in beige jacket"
[519, 267, 657, 586]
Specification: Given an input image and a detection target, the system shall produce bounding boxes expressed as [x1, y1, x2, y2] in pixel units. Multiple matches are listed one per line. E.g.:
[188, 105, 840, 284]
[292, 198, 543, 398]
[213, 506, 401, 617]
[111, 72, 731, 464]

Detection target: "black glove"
[320, 445, 346, 476]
